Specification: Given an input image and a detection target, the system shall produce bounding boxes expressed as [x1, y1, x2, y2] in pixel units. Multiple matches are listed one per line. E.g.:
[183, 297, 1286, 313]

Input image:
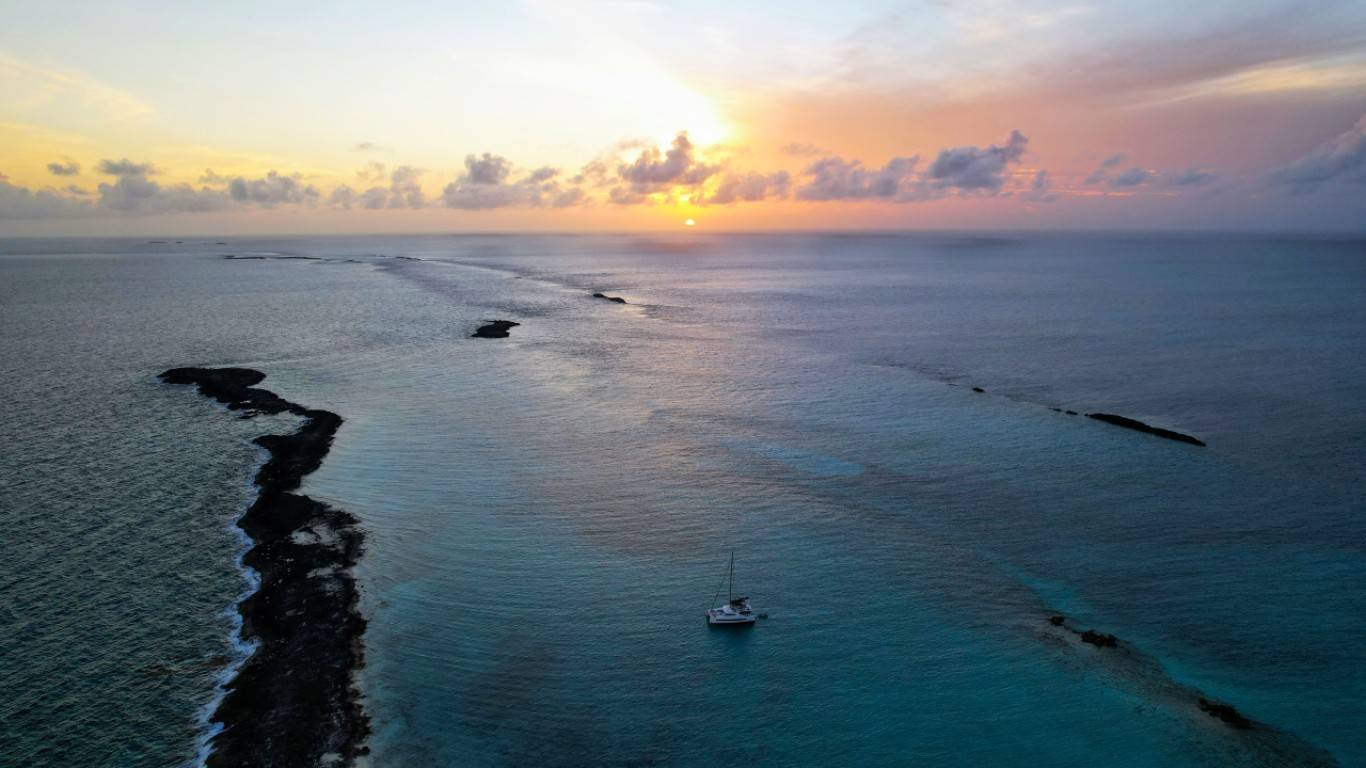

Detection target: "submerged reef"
[160, 367, 368, 768]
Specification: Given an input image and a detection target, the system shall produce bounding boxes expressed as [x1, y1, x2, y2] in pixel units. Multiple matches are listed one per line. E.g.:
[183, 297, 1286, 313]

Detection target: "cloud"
[356, 161, 387, 184]
[925, 130, 1028, 192]
[794, 130, 1028, 202]
[706, 171, 791, 205]
[780, 142, 826, 157]
[440, 154, 577, 209]
[1269, 114, 1366, 193]
[612, 132, 717, 201]
[97, 176, 229, 213]
[47, 160, 80, 176]
[387, 166, 425, 208]
[0, 178, 91, 219]
[1084, 156, 1220, 191]
[93, 157, 288, 213]
[1165, 167, 1217, 187]
[1109, 167, 1155, 188]
[226, 171, 319, 207]
[328, 166, 425, 209]
[354, 141, 390, 152]
[1021, 169, 1056, 202]
[199, 169, 230, 185]
[329, 185, 390, 210]
[0, 53, 154, 122]
[796, 155, 920, 201]
[464, 153, 511, 185]
[99, 158, 156, 176]
[1085, 157, 1122, 185]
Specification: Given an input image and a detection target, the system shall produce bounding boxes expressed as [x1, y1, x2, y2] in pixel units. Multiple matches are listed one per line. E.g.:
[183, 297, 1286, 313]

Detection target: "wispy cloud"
[1269, 113, 1366, 193]
[0, 54, 153, 121]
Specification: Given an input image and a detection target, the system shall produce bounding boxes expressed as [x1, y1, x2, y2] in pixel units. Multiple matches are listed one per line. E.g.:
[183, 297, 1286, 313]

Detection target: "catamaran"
[707, 551, 756, 626]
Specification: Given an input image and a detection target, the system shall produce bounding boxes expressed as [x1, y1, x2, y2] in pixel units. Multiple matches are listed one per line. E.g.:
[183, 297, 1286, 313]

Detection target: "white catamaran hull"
[707, 614, 756, 626]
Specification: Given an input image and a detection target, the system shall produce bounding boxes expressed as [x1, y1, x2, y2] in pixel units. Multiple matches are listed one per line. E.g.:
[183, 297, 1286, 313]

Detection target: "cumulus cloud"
[706, 171, 791, 205]
[796, 156, 920, 201]
[1165, 167, 1217, 187]
[1021, 169, 1056, 202]
[227, 171, 319, 207]
[0, 179, 91, 219]
[440, 154, 576, 209]
[611, 132, 717, 202]
[1269, 115, 1366, 193]
[356, 161, 387, 184]
[1101, 153, 1126, 168]
[464, 153, 511, 185]
[1110, 167, 1155, 188]
[925, 130, 1028, 192]
[329, 184, 390, 210]
[93, 158, 298, 213]
[47, 160, 80, 176]
[387, 166, 425, 208]
[328, 166, 425, 209]
[98, 158, 156, 176]
[98, 177, 229, 213]
[794, 130, 1029, 202]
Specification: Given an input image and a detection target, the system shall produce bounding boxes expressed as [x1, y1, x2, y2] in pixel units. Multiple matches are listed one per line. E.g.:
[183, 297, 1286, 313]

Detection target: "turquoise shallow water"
[1, 234, 1363, 766]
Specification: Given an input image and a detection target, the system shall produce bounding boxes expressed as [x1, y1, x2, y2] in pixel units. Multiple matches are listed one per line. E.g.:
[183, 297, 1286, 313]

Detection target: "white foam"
[189, 445, 267, 768]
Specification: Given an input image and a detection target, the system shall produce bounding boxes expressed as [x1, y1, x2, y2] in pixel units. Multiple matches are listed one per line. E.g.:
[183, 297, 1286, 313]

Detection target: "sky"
[1, 0, 1364, 235]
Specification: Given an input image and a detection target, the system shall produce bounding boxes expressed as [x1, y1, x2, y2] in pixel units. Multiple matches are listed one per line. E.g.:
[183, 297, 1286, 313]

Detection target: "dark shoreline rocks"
[472, 320, 520, 338]
[592, 292, 628, 304]
[160, 367, 368, 768]
[1086, 412, 1205, 446]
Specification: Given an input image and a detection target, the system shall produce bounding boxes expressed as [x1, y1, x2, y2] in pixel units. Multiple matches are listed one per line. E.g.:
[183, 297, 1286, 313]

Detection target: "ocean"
[1, 233, 1363, 767]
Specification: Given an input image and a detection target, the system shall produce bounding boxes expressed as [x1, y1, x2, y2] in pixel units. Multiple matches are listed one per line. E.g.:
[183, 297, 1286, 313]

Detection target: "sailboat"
[707, 551, 756, 626]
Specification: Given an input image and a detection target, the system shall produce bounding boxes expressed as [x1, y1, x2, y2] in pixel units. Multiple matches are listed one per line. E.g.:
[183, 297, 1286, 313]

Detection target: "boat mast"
[728, 550, 734, 602]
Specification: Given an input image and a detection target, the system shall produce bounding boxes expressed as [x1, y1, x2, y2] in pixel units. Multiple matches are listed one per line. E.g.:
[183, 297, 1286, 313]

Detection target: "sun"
[684, 218, 696, 227]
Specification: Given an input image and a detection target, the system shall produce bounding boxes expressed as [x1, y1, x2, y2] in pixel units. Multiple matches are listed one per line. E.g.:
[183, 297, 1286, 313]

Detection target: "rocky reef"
[472, 320, 520, 338]
[160, 367, 368, 768]
[1086, 412, 1206, 446]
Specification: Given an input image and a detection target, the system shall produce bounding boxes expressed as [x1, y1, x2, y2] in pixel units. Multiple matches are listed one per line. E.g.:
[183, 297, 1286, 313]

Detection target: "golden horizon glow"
[2, 1, 1364, 235]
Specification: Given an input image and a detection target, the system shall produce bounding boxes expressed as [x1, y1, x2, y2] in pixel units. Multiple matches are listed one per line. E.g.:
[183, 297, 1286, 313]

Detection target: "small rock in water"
[972, 386, 985, 393]
[472, 320, 520, 339]
[592, 292, 628, 304]
[1048, 615, 1066, 626]
[1198, 698, 1253, 729]
[1080, 629, 1119, 648]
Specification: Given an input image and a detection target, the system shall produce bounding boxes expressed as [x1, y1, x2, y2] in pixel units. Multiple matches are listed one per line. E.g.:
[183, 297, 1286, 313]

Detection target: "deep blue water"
[1, 233, 1363, 767]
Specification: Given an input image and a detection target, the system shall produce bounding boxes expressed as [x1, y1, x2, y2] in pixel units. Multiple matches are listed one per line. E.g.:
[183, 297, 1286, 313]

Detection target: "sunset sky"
[2, 0, 1364, 235]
